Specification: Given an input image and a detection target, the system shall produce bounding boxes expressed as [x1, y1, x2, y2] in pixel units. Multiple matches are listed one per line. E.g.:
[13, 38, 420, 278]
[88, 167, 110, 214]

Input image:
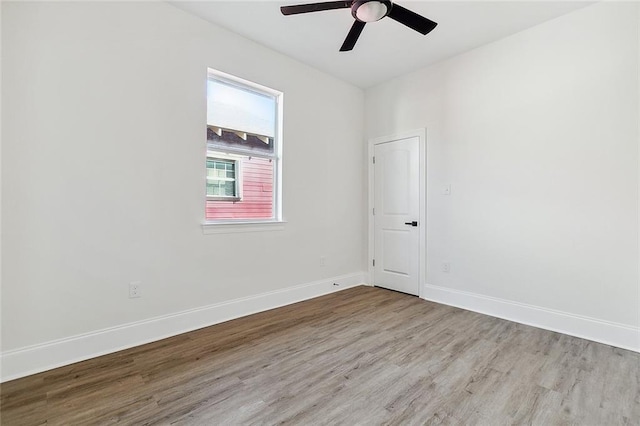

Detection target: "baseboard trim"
[1, 272, 366, 382]
[423, 283, 640, 353]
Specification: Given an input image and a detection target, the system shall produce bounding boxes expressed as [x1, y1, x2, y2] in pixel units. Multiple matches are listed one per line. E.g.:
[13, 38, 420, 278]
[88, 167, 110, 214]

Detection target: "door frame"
[368, 128, 426, 298]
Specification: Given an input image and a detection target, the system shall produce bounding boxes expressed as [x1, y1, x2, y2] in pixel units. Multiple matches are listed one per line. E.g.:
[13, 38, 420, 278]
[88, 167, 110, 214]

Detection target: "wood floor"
[1, 286, 639, 425]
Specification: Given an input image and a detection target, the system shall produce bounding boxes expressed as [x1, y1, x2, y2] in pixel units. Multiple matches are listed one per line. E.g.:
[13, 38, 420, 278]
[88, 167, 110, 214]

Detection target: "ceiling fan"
[280, 0, 438, 52]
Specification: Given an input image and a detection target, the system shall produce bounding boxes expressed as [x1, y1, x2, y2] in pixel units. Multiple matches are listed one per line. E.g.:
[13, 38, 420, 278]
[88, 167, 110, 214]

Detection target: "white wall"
[1, 1, 365, 373]
[366, 2, 639, 338]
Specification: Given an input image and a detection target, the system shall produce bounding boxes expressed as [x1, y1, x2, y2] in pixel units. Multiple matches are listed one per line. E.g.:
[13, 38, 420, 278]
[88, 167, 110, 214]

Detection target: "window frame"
[206, 154, 242, 202]
[203, 68, 284, 231]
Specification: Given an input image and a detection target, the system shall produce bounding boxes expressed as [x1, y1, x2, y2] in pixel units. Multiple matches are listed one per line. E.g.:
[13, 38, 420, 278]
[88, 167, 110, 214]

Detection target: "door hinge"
[372, 156, 375, 164]
[372, 259, 375, 267]
[372, 208, 375, 216]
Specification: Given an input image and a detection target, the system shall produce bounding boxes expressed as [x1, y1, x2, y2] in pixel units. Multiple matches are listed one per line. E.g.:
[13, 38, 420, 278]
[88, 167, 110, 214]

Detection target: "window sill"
[206, 196, 242, 202]
[201, 220, 286, 234]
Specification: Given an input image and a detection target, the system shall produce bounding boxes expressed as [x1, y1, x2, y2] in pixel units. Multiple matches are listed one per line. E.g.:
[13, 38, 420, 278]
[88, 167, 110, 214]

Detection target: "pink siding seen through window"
[206, 156, 273, 220]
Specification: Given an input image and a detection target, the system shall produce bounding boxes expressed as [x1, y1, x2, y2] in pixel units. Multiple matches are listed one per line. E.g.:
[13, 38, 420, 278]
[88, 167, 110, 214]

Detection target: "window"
[205, 69, 283, 225]
[206, 158, 239, 199]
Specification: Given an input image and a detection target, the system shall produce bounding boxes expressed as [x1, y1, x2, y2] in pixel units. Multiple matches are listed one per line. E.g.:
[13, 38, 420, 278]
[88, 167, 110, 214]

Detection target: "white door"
[373, 136, 420, 295]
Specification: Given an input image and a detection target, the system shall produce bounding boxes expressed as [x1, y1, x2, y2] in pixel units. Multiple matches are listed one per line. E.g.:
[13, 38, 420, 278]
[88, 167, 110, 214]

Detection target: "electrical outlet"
[129, 282, 141, 298]
[320, 256, 326, 267]
[442, 263, 451, 273]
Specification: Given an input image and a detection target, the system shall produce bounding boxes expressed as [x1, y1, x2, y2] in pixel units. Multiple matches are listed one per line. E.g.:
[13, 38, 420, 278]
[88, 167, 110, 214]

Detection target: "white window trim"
[203, 68, 284, 231]
[201, 220, 287, 234]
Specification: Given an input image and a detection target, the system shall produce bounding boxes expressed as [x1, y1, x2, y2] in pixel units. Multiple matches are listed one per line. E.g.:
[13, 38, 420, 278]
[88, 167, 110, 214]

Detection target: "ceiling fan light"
[355, 1, 389, 22]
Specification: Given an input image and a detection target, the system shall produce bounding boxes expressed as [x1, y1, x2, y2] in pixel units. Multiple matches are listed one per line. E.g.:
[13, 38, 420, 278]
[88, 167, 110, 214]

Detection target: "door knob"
[404, 221, 418, 227]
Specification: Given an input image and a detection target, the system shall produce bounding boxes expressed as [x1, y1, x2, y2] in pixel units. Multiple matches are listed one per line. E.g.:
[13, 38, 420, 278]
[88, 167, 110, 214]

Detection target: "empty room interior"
[1, 0, 639, 424]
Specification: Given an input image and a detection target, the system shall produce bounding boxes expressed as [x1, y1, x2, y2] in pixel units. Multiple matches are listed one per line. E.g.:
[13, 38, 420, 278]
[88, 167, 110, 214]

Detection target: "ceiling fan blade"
[340, 20, 366, 51]
[387, 3, 437, 35]
[281, 1, 351, 16]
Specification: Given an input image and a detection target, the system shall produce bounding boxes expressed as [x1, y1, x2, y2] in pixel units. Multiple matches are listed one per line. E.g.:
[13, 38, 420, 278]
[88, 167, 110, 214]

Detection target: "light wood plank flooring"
[2, 286, 639, 425]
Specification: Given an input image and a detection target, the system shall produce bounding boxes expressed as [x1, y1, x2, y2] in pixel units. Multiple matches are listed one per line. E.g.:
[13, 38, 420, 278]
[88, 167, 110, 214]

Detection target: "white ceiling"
[171, 1, 593, 88]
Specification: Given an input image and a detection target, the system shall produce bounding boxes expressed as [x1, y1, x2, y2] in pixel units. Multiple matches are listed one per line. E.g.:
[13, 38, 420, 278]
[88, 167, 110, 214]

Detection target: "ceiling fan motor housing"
[352, 0, 392, 22]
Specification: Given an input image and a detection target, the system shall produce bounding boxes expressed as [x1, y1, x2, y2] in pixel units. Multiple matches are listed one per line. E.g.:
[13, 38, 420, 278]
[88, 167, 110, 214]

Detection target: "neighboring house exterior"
[206, 155, 273, 220]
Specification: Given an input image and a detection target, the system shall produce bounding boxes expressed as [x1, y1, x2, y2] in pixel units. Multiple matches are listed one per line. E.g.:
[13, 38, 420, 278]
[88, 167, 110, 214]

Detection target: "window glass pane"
[223, 181, 235, 196]
[206, 155, 274, 220]
[207, 80, 276, 140]
[206, 78, 276, 156]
